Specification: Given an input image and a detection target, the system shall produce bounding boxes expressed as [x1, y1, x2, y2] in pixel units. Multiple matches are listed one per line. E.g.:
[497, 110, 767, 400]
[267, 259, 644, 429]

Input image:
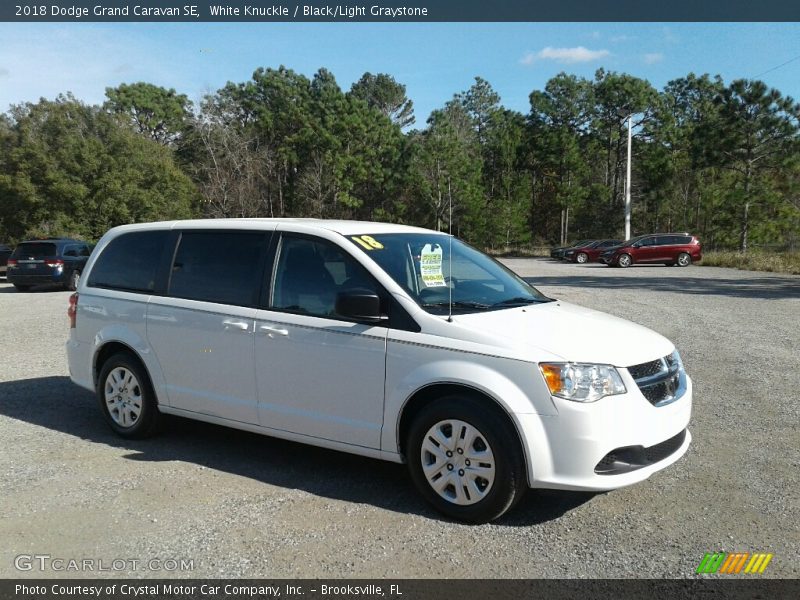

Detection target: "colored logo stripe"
[696, 552, 773, 574]
[696, 553, 726, 574]
[744, 553, 773, 574]
[719, 553, 749, 573]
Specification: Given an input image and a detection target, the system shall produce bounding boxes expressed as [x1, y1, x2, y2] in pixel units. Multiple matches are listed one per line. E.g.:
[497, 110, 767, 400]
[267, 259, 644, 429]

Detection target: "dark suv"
[0, 244, 12, 277]
[600, 233, 702, 268]
[7, 239, 91, 291]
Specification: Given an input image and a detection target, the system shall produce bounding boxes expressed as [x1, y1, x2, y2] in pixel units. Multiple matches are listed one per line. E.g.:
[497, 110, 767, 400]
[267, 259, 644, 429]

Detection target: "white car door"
[254, 233, 387, 448]
[146, 230, 270, 424]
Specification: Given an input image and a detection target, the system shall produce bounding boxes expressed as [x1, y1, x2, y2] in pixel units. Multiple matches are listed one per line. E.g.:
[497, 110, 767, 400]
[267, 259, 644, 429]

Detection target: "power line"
[752, 53, 800, 79]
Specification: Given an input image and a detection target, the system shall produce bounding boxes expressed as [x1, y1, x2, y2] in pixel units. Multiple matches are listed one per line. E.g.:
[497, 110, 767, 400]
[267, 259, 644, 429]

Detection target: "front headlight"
[539, 362, 626, 402]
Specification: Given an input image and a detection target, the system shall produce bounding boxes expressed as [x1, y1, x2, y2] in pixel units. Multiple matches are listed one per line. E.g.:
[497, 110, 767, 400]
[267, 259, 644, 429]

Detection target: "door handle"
[222, 319, 250, 332]
[259, 324, 289, 337]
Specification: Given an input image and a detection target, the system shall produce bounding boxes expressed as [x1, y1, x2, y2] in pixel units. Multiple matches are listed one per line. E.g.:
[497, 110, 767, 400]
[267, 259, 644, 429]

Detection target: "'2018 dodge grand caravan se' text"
[67, 219, 692, 522]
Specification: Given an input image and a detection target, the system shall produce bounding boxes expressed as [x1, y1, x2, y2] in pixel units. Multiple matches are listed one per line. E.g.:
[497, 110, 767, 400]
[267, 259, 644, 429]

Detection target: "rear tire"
[618, 253, 632, 268]
[97, 352, 162, 439]
[407, 395, 526, 523]
[677, 252, 691, 267]
[13, 284, 32, 292]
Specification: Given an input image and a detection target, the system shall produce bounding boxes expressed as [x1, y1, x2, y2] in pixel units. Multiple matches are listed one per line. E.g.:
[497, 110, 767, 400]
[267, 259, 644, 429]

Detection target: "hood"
[452, 300, 673, 367]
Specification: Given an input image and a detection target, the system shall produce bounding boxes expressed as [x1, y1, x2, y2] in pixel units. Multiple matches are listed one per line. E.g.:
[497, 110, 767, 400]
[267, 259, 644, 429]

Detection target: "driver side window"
[271, 235, 378, 319]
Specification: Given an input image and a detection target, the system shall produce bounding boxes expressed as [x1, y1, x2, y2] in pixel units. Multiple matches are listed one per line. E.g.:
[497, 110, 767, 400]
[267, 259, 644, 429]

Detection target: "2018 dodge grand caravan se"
[66, 219, 692, 522]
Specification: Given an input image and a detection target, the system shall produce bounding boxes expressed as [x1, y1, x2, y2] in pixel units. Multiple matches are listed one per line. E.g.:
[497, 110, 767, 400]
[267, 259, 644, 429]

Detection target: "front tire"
[618, 253, 632, 268]
[576, 252, 588, 264]
[407, 396, 526, 523]
[677, 252, 691, 267]
[97, 352, 161, 439]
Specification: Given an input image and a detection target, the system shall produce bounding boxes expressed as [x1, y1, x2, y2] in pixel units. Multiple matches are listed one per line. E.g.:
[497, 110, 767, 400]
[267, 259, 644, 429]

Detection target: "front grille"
[595, 429, 687, 475]
[628, 353, 684, 406]
[628, 359, 665, 380]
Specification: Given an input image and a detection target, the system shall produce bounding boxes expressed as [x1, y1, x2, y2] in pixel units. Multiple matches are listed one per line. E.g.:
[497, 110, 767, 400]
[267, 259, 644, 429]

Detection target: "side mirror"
[335, 289, 388, 323]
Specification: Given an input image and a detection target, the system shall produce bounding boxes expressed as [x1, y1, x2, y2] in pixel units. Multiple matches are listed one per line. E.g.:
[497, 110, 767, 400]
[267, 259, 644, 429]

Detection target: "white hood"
[450, 300, 674, 367]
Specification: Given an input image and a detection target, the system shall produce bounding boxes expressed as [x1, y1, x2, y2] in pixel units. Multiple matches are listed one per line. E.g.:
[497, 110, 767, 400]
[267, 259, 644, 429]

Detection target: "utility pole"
[624, 113, 632, 241]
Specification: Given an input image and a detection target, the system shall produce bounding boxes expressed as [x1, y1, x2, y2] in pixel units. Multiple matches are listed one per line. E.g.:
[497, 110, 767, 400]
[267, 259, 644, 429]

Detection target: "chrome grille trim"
[628, 354, 686, 407]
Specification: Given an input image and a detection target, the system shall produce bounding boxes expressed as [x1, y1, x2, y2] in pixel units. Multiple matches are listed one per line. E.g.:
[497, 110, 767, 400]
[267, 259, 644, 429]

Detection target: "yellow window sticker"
[420, 243, 446, 287]
[351, 235, 384, 250]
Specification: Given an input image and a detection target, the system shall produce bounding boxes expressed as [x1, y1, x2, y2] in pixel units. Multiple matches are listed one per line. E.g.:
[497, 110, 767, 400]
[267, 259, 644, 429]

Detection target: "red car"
[564, 239, 622, 263]
[600, 233, 702, 268]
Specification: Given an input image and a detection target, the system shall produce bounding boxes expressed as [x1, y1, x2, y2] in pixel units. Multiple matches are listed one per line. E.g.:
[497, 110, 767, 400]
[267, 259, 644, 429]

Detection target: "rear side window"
[13, 243, 56, 258]
[169, 231, 264, 307]
[87, 231, 168, 293]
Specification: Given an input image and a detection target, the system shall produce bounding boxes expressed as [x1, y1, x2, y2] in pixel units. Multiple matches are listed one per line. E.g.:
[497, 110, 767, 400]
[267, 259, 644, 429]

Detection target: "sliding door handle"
[222, 319, 250, 332]
[259, 324, 289, 337]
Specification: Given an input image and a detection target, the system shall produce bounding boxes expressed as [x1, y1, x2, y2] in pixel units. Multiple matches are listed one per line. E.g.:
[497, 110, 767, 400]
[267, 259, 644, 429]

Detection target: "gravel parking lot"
[1, 260, 798, 579]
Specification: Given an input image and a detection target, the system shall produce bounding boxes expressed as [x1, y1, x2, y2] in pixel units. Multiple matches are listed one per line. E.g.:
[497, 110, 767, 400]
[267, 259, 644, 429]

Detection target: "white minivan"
[67, 219, 692, 522]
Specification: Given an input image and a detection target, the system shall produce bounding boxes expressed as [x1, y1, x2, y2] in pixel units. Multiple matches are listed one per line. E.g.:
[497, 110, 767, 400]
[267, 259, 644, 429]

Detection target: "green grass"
[486, 246, 551, 258]
[700, 251, 800, 275]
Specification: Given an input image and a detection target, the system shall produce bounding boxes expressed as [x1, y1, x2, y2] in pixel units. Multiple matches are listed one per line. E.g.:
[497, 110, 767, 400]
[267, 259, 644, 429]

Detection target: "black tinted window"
[676, 235, 692, 244]
[272, 236, 377, 318]
[13, 243, 56, 258]
[88, 231, 168, 293]
[169, 231, 264, 306]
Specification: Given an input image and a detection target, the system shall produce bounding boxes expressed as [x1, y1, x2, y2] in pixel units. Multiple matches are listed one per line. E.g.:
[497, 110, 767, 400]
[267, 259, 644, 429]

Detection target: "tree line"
[1, 67, 798, 251]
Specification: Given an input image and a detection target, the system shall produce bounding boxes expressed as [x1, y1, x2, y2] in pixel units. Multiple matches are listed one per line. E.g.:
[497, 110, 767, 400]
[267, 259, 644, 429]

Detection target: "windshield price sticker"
[420, 243, 446, 287]
[351, 235, 384, 250]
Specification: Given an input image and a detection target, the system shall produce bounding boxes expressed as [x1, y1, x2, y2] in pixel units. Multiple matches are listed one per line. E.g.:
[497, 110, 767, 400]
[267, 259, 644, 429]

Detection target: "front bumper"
[519, 375, 692, 491]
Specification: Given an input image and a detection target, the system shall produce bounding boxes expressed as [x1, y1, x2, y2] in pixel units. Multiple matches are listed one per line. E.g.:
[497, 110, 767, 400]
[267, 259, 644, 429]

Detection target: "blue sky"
[1, 22, 798, 124]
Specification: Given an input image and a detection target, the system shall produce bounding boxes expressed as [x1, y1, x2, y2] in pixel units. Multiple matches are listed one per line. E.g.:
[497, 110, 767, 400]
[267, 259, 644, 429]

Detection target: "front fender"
[382, 339, 557, 455]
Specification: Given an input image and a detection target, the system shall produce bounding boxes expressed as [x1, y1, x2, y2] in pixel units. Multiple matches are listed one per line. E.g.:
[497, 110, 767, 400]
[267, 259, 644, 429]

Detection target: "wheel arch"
[396, 382, 532, 485]
[93, 341, 159, 406]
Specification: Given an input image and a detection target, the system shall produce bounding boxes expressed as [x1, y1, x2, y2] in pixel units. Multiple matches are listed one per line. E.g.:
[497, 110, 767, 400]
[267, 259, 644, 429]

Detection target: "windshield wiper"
[422, 300, 491, 310]
[492, 296, 547, 307]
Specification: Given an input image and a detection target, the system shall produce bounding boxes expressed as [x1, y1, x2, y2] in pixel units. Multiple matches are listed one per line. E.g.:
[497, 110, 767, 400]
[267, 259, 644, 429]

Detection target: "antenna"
[447, 178, 453, 323]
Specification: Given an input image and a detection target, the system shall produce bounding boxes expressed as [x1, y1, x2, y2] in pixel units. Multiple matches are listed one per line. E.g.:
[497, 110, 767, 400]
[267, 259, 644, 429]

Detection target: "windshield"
[348, 233, 552, 314]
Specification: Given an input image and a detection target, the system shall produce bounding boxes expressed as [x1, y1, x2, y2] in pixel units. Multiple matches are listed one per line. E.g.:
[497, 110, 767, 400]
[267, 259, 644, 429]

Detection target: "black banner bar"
[2, 580, 800, 600]
[2, 0, 800, 23]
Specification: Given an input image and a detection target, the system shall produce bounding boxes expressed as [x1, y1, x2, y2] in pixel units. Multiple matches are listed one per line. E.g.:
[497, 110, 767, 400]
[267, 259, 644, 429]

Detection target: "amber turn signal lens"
[539, 363, 563, 395]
